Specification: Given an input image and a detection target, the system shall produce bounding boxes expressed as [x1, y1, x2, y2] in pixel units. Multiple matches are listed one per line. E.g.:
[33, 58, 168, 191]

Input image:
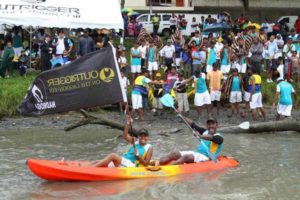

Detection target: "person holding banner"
[86, 116, 153, 167]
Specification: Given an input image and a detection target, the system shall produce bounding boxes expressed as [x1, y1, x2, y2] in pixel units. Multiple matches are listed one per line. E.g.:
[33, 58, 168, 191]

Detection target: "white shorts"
[221, 64, 231, 74]
[180, 151, 209, 163]
[194, 91, 211, 106]
[210, 90, 221, 101]
[236, 63, 247, 74]
[148, 61, 158, 72]
[230, 91, 242, 103]
[243, 91, 251, 102]
[249, 92, 263, 109]
[206, 65, 213, 73]
[131, 94, 143, 109]
[122, 90, 128, 103]
[175, 58, 181, 66]
[131, 65, 141, 73]
[277, 104, 292, 116]
[108, 157, 135, 168]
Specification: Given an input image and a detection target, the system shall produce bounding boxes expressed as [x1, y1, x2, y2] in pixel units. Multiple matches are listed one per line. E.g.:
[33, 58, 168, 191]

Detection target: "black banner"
[18, 45, 124, 116]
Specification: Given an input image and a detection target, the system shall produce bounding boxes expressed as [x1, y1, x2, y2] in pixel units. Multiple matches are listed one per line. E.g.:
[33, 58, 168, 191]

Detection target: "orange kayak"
[27, 156, 239, 182]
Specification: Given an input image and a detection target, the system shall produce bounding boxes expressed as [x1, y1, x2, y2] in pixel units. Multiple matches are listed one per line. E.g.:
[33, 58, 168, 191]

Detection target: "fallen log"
[219, 119, 300, 133]
[64, 110, 182, 136]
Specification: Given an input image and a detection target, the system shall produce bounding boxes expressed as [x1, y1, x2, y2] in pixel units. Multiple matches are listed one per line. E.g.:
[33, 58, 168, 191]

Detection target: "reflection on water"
[0, 129, 300, 200]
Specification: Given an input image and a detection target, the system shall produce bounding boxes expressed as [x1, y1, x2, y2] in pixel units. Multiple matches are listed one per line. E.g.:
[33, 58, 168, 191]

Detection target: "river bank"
[1, 105, 300, 134]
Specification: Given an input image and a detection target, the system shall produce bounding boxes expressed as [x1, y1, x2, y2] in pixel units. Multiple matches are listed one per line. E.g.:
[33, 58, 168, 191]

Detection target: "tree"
[121, 0, 125, 9]
[239, 0, 249, 13]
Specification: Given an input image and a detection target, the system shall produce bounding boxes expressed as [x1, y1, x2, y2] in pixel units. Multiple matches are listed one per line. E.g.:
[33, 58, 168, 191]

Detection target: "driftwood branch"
[64, 109, 139, 135]
[219, 120, 300, 133]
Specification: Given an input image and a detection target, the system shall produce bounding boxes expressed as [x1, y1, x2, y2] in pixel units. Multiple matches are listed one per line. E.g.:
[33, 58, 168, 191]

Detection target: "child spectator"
[192, 45, 202, 74]
[276, 57, 284, 80]
[226, 68, 243, 117]
[152, 72, 164, 116]
[173, 72, 189, 114]
[181, 44, 191, 78]
[241, 67, 252, 118]
[18, 50, 29, 76]
[166, 66, 179, 88]
[207, 62, 223, 115]
[0, 41, 14, 78]
[62, 50, 70, 65]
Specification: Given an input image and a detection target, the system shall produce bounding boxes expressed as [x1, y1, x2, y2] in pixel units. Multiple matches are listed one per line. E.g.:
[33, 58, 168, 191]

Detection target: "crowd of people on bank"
[0, 13, 299, 122]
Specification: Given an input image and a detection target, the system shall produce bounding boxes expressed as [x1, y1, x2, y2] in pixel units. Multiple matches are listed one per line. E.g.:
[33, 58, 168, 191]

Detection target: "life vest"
[196, 131, 223, 158]
[122, 142, 152, 167]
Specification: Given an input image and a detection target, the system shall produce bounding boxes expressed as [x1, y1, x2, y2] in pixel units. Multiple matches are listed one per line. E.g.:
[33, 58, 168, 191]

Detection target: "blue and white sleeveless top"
[122, 142, 152, 166]
[196, 131, 223, 157]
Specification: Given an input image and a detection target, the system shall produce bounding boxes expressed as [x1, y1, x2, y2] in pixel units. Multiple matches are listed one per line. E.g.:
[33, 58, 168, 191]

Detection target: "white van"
[277, 16, 298, 31]
[137, 13, 218, 36]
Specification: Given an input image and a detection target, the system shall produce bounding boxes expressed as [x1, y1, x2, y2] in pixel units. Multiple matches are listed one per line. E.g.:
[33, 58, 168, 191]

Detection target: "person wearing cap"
[146, 40, 158, 79]
[40, 34, 53, 71]
[77, 29, 95, 57]
[160, 39, 175, 72]
[87, 116, 153, 167]
[132, 69, 163, 120]
[152, 72, 165, 116]
[158, 117, 223, 165]
[173, 72, 189, 113]
[52, 29, 73, 56]
[272, 72, 297, 121]
[247, 67, 266, 121]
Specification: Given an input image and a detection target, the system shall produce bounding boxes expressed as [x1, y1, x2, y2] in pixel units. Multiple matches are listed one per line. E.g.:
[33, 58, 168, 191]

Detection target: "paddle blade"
[239, 121, 250, 130]
[160, 94, 175, 108]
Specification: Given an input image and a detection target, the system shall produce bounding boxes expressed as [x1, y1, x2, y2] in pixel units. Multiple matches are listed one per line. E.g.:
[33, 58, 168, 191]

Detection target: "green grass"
[0, 71, 38, 117]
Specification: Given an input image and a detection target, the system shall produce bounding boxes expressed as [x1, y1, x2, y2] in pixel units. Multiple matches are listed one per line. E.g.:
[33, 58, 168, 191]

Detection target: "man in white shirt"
[161, 39, 175, 72]
[52, 29, 73, 56]
[190, 17, 199, 37]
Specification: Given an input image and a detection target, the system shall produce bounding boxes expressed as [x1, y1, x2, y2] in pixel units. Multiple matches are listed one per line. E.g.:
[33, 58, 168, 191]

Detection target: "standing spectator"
[192, 45, 202, 74]
[241, 68, 252, 118]
[77, 29, 95, 57]
[151, 13, 160, 35]
[160, 39, 175, 72]
[226, 68, 243, 118]
[265, 35, 278, 82]
[220, 41, 231, 76]
[290, 50, 300, 83]
[119, 69, 130, 113]
[118, 50, 128, 73]
[294, 15, 300, 34]
[0, 41, 14, 78]
[282, 37, 295, 80]
[206, 42, 217, 73]
[152, 72, 164, 116]
[174, 72, 189, 114]
[215, 37, 224, 62]
[174, 37, 183, 68]
[166, 66, 179, 88]
[273, 75, 297, 121]
[130, 42, 142, 79]
[276, 57, 285, 80]
[179, 15, 188, 36]
[189, 30, 202, 46]
[169, 13, 178, 34]
[248, 68, 266, 121]
[181, 44, 191, 78]
[235, 37, 247, 74]
[40, 34, 53, 72]
[138, 40, 147, 68]
[12, 27, 23, 57]
[190, 17, 198, 37]
[199, 45, 207, 73]
[249, 37, 264, 74]
[207, 62, 223, 115]
[52, 29, 73, 56]
[146, 40, 158, 79]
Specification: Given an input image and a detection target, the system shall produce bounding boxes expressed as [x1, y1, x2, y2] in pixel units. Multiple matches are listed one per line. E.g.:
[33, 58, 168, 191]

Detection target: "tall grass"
[0, 71, 38, 117]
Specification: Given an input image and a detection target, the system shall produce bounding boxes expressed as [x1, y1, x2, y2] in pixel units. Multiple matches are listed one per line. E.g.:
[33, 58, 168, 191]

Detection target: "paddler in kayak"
[87, 116, 153, 167]
[158, 117, 223, 165]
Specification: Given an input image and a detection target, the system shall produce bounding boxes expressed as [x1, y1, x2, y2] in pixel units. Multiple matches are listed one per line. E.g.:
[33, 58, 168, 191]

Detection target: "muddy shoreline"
[1, 105, 300, 133]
